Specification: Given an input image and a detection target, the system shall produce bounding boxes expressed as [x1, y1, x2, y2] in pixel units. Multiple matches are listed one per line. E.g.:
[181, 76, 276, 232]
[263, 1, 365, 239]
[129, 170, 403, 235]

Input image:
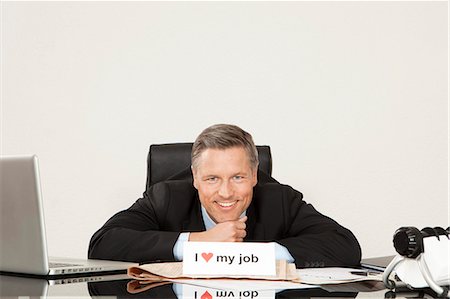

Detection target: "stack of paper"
[297, 267, 382, 285]
[128, 260, 298, 282]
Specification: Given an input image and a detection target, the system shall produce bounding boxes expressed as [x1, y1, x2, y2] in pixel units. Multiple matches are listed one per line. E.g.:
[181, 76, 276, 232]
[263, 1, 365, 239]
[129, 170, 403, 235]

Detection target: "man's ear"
[251, 167, 258, 187]
[191, 165, 199, 190]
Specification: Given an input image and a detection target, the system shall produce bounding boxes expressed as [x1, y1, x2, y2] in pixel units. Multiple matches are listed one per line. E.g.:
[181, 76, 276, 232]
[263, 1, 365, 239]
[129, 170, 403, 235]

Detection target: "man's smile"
[216, 200, 238, 208]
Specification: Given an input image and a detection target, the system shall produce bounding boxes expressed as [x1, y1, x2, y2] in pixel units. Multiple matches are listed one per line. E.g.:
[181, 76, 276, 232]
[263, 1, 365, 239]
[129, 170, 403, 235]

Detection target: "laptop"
[360, 255, 395, 272]
[0, 155, 138, 277]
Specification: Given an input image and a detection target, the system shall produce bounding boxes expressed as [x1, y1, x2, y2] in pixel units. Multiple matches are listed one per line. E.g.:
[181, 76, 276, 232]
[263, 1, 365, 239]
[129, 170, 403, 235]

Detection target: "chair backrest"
[146, 143, 272, 189]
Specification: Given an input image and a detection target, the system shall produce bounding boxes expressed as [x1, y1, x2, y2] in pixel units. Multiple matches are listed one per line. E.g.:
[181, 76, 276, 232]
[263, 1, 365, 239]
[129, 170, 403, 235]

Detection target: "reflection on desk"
[88, 278, 363, 298]
[1, 273, 387, 298]
[0, 273, 128, 297]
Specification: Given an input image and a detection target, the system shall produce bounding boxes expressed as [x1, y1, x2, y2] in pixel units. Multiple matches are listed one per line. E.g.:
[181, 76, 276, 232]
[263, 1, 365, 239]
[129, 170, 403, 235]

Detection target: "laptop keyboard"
[49, 262, 83, 268]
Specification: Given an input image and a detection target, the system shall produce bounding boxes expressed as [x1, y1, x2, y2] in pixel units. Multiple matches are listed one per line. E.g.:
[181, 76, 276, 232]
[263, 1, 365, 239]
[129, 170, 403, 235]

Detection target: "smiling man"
[89, 124, 361, 267]
[188, 146, 255, 243]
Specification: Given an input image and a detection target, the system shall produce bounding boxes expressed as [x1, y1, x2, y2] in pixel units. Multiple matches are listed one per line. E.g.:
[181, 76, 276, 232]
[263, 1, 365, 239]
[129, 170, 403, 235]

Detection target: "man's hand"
[189, 216, 247, 242]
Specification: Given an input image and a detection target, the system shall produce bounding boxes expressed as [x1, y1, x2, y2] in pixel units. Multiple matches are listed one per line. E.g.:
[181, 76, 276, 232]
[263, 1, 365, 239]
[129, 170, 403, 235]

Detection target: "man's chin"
[209, 205, 245, 223]
[210, 212, 239, 224]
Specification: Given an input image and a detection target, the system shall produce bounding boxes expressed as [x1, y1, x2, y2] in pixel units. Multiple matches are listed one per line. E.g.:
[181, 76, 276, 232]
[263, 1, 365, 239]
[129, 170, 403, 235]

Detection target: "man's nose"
[218, 181, 233, 198]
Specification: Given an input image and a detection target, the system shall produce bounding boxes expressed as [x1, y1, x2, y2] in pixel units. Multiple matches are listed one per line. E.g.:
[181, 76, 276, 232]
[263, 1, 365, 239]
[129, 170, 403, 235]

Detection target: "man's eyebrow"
[233, 171, 251, 177]
[201, 171, 249, 178]
[200, 173, 218, 179]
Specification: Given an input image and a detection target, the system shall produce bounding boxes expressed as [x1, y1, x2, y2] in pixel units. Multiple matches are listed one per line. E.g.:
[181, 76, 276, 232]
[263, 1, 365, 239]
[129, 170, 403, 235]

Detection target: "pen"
[350, 271, 381, 276]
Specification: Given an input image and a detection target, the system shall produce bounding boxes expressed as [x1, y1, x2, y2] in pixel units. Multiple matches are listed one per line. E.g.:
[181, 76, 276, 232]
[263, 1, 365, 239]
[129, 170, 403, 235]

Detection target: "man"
[89, 124, 361, 268]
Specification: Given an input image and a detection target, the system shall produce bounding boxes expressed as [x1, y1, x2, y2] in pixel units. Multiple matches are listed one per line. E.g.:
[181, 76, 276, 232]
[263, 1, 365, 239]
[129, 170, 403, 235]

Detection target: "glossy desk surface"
[0, 271, 395, 298]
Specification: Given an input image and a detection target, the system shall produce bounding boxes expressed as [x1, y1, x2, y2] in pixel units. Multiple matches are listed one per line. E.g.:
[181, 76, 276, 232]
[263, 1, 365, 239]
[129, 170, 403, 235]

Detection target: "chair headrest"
[146, 143, 272, 189]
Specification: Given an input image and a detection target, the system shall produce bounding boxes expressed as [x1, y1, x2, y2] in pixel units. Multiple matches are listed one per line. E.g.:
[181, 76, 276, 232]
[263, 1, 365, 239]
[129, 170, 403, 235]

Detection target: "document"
[128, 260, 299, 282]
[297, 267, 383, 285]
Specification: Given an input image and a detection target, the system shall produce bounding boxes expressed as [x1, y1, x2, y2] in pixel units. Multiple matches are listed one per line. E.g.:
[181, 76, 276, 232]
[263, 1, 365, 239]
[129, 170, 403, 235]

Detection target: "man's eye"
[233, 175, 244, 181]
[206, 177, 218, 182]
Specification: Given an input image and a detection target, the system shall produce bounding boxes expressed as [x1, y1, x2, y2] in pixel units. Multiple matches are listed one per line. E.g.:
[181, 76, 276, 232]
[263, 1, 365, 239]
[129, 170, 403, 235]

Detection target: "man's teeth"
[217, 201, 237, 207]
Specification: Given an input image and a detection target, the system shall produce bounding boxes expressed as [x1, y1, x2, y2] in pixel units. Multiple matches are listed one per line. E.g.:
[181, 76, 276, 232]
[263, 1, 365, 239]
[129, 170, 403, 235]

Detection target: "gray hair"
[191, 124, 259, 171]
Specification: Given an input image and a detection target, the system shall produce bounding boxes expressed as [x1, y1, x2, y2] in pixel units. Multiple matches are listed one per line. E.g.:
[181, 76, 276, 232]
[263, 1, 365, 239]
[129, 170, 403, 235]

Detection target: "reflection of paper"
[181, 283, 277, 299]
[127, 280, 172, 294]
[297, 268, 383, 285]
[127, 278, 316, 296]
[175, 279, 317, 291]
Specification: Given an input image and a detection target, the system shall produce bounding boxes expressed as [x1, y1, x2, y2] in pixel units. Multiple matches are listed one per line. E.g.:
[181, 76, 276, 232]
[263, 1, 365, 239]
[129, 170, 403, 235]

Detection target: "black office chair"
[145, 143, 273, 190]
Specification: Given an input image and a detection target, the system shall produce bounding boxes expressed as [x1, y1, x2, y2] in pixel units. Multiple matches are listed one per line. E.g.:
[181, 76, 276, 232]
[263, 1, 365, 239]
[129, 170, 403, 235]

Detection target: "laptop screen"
[0, 155, 50, 275]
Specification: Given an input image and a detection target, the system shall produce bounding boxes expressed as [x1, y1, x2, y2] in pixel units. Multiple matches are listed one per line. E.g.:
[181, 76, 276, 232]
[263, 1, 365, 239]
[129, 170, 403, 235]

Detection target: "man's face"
[192, 147, 258, 223]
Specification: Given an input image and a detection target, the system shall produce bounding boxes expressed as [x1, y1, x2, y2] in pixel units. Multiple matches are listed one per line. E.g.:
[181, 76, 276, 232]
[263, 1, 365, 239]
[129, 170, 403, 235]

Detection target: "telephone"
[382, 226, 450, 297]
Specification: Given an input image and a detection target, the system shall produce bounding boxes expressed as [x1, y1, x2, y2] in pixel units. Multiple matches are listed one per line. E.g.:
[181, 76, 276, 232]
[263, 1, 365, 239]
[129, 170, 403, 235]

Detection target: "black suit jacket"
[88, 171, 361, 268]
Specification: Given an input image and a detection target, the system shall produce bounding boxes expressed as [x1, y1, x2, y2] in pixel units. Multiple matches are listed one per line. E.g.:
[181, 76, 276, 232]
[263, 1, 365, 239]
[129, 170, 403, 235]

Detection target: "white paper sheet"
[297, 267, 383, 285]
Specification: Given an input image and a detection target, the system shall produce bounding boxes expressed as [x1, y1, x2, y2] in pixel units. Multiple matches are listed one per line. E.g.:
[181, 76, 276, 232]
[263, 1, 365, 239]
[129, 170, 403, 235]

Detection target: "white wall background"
[2, 1, 448, 260]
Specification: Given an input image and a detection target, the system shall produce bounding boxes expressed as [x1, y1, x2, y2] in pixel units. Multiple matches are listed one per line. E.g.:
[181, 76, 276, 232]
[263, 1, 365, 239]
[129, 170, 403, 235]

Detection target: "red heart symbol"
[201, 290, 212, 299]
[201, 252, 213, 262]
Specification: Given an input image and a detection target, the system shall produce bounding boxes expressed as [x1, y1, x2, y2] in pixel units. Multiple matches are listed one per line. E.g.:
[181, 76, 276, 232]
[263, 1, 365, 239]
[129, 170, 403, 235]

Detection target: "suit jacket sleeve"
[88, 183, 186, 263]
[279, 186, 361, 268]
[254, 184, 361, 268]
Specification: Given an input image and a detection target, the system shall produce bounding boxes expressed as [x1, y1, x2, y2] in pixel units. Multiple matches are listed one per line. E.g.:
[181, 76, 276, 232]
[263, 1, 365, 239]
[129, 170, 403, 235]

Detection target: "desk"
[6, 255, 442, 298]
[0, 272, 388, 298]
[2, 273, 440, 298]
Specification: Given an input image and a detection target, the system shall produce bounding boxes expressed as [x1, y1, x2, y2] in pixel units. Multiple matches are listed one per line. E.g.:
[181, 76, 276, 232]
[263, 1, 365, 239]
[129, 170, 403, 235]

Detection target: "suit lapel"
[245, 200, 265, 241]
[182, 195, 206, 232]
